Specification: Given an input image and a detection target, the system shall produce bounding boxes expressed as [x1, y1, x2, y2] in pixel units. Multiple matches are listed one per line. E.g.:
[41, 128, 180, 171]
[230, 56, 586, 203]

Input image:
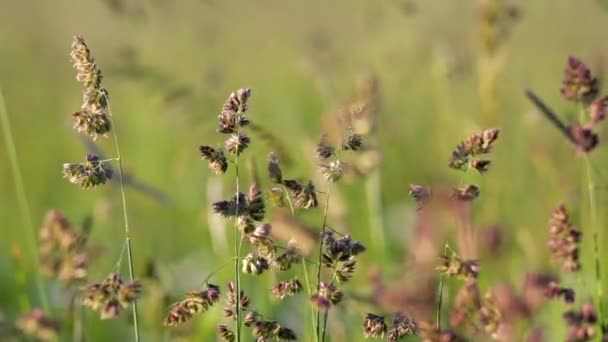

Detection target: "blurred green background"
[2, 0, 608, 341]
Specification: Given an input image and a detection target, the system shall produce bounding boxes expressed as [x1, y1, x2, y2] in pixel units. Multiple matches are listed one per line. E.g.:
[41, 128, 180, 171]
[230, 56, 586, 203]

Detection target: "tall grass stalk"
[106, 99, 140, 342]
[315, 187, 332, 342]
[233, 152, 242, 342]
[0, 88, 50, 312]
[281, 183, 319, 342]
[436, 241, 450, 329]
[578, 101, 604, 327]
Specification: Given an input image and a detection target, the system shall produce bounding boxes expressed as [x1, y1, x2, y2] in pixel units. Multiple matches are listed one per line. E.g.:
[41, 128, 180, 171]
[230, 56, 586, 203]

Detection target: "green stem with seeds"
[106, 99, 140, 342]
[0, 88, 50, 313]
[315, 187, 332, 342]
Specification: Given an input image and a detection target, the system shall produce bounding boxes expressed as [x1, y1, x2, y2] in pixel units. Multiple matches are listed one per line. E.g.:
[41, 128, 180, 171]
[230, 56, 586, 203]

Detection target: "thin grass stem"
[0, 88, 50, 312]
[436, 241, 450, 329]
[106, 98, 140, 342]
[234, 154, 242, 342]
[315, 187, 332, 341]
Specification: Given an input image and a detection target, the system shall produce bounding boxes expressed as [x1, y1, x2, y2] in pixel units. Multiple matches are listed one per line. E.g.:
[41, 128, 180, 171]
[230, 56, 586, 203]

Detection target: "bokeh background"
[2, 0, 608, 341]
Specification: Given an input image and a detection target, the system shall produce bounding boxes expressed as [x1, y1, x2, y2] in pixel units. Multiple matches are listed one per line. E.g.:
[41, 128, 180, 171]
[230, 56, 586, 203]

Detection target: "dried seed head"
[470, 159, 491, 173]
[343, 130, 363, 151]
[563, 301, 597, 341]
[334, 257, 357, 283]
[271, 279, 303, 299]
[225, 132, 251, 155]
[409, 184, 431, 210]
[213, 193, 247, 218]
[272, 240, 302, 271]
[267, 152, 283, 183]
[295, 180, 319, 209]
[589, 96, 608, 125]
[217, 324, 236, 342]
[199, 146, 228, 175]
[242, 253, 270, 275]
[71, 111, 112, 139]
[244, 310, 261, 327]
[387, 312, 416, 341]
[418, 321, 466, 342]
[548, 204, 581, 272]
[83, 273, 140, 320]
[17, 309, 60, 342]
[320, 160, 345, 183]
[217, 88, 251, 133]
[246, 183, 265, 221]
[62, 154, 113, 189]
[164, 283, 221, 326]
[310, 281, 343, 310]
[437, 254, 480, 280]
[568, 124, 599, 153]
[561, 56, 599, 102]
[449, 129, 500, 171]
[451, 184, 480, 202]
[316, 134, 335, 160]
[363, 313, 387, 338]
[223, 88, 251, 114]
[38, 210, 88, 284]
[69, 36, 111, 139]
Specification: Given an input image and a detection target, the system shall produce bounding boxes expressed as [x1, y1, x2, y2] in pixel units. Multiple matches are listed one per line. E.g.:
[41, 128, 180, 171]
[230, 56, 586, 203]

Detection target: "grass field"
[2, 1, 608, 341]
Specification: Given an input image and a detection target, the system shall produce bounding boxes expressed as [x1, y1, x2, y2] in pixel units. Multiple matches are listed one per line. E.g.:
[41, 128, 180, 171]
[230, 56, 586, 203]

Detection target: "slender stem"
[234, 155, 242, 342]
[106, 99, 139, 342]
[301, 258, 319, 342]
[436, 241, 450, 329]
[577, 100, 604, 327]
[322, 310, 329, 342]
[585, 156, 603, 326]
[315, 187, 332, 341]
[0, 88, 50, 312]
[281, 184, 296, 216]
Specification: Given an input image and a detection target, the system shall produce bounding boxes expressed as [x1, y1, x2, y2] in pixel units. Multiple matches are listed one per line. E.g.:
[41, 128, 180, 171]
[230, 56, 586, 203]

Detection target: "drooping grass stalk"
[436, 241, 450, 329]
[315, 187, 332, 341]
[105, 99, 140, 342]
[0, 88, 50, 312]
[233, 153, 242, 342]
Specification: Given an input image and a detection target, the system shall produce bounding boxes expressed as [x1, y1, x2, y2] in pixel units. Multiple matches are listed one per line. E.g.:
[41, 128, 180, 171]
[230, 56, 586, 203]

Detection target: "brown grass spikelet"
[217, 88, 251, 133]
[362, 313, 387, 338]
[217, 324, 236, 341]
[38, 209, 87, 284]
[449, 128, 500, 171]
[561, 56, 599, 102]
[316, 134, 336, 161]
[16, 309, 61, 342]
[69, 36, 111, 139]
[283, 179, 319, 209]
[451, 184, 481, 202]
[225, 132, 251, 155]
[563, 301, 597, 342]
[271, 279, 303, 299]
[310, 281, 343, 310]
[199, 145, 228, 175]
[437, 254, 480, 280]
[267, 152, 283, 183]
[589, 96, 608, 125]
[386, 312, 417, 341]
[82, 273, 141, 320]
[547, 204, 581, 272]
[62, 154, 113, 189]
[163, 283, 221, 326]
